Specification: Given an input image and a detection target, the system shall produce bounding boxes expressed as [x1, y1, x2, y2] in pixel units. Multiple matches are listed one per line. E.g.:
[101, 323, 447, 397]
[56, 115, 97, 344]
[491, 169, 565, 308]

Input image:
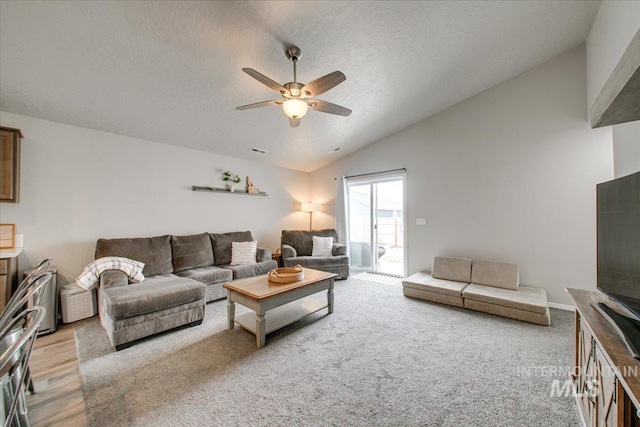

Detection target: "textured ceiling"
[0, 1, 600, 172]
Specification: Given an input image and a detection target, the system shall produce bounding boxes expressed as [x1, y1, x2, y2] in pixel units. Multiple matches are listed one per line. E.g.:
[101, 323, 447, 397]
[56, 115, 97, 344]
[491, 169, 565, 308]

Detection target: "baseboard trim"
[548, 302, 575, 312]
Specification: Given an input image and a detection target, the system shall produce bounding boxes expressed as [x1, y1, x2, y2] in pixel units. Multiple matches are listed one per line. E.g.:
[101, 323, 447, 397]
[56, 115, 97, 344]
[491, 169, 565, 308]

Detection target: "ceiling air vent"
[250, 147, 268, 154]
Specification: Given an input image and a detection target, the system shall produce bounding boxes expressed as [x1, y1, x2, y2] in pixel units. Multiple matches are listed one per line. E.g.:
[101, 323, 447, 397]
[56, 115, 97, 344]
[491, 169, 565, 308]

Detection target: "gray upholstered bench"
[403, 257, 550, 325]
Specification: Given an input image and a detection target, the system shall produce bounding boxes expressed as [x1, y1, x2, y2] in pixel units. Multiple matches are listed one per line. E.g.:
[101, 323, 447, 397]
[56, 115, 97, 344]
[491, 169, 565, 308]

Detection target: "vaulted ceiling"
[0, 1, 600, 172]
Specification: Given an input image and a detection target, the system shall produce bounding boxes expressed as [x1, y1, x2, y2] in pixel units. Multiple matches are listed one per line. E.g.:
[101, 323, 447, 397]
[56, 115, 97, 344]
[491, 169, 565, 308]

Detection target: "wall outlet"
[416, 218, 426, 226]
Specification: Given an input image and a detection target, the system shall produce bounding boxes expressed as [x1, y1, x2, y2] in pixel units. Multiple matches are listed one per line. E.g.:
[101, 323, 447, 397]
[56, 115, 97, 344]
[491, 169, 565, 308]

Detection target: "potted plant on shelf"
[222, 171, 242, 192]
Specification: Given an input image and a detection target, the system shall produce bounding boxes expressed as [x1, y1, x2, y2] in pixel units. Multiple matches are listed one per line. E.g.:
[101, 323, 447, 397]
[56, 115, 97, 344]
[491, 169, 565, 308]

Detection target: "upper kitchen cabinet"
[0, 126, 22, 203]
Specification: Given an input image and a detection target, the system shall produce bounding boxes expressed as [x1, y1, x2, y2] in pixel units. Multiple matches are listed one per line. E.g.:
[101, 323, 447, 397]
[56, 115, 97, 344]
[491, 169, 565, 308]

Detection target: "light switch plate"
[416, 218, 426, 226]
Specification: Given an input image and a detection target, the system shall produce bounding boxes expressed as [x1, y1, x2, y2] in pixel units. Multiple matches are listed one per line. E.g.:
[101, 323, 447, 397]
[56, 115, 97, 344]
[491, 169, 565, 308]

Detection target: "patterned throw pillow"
[76, 256, 145, 290]
[230, 241, 258, 265]
[312, 236, 333, 257]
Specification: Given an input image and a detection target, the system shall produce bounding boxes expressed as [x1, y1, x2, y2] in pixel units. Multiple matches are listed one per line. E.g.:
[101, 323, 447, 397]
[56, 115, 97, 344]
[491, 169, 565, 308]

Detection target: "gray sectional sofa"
[95, 231, 277, 350]
[402, 256, 550, 325]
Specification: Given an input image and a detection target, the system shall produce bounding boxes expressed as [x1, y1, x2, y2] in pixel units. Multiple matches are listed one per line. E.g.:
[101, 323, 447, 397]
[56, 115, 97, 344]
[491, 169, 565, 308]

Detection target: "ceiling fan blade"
[307, 99, 352, 116]
[289, 118, 301, 128]
[301, 71, 346, 97]
[236, 100, 283, 110]
[242, 68, 289, 96]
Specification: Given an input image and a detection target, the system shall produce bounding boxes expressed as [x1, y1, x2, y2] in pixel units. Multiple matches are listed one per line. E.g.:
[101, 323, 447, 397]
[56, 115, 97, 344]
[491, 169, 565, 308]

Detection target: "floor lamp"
[301, 202, 322, 230]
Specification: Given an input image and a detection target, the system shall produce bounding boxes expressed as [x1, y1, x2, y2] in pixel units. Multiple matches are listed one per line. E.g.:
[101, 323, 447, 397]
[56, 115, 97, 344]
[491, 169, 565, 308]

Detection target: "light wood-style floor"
[26, 324, 88, 427]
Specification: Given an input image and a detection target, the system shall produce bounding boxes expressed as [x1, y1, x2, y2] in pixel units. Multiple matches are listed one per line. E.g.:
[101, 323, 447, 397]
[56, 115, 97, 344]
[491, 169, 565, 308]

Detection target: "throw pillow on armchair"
[311, 236, 333, 256]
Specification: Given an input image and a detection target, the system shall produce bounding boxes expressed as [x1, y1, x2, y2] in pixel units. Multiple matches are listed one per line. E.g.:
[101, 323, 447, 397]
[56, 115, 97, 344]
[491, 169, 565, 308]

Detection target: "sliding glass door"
[347, 173, 405, 276]
[348, 184, 373, 270]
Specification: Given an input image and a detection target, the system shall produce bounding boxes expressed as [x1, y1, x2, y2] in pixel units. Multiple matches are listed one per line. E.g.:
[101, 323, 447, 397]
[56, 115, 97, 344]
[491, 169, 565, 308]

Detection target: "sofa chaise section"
[99, 272, 206, 350]
[95, 235, 207, 350]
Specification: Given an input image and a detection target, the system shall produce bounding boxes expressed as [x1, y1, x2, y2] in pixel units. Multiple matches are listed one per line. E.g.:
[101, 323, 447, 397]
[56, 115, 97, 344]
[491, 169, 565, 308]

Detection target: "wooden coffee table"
[224, 268, 337, 348]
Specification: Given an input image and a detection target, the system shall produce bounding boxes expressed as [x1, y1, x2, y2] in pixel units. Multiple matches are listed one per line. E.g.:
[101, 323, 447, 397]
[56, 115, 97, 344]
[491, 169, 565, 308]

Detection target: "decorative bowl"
[268, 265, 304, 283]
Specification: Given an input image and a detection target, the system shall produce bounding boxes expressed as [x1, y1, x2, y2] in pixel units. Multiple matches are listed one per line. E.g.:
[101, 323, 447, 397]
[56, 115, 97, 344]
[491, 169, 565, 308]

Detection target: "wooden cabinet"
[569, 289, 640, 427]
[574, 315, 599, 425]
[595, 344, 623, 427]
[0, 256, 18, 311]
[0, 126, 22, 203]
[0, 260, 8, 310]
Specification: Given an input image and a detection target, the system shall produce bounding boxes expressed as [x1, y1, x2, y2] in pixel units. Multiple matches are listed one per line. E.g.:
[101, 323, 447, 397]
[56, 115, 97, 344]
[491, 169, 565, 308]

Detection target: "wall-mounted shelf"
[590, 29, 640, 128]
[192, 186, 268, 196]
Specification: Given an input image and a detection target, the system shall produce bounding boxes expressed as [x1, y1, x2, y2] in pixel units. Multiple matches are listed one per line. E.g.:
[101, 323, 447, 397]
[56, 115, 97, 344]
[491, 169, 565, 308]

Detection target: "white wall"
[586, 0, 640, 111]
[613, 121, 640, 177]
[0, 112, 310, 285]
[310, 46, 613, 305]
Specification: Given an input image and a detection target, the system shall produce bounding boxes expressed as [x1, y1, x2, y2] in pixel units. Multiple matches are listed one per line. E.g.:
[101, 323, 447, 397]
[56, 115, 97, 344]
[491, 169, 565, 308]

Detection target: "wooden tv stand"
[567, 289, 640, 427]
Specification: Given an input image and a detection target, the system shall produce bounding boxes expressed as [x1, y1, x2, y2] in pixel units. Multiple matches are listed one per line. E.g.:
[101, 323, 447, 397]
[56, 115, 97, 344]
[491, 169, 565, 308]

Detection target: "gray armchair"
[281, 229, 349, 279]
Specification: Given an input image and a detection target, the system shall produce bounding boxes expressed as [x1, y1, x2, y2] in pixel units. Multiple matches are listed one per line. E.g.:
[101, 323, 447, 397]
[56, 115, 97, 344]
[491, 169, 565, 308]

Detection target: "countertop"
[0, 248, 23, 258]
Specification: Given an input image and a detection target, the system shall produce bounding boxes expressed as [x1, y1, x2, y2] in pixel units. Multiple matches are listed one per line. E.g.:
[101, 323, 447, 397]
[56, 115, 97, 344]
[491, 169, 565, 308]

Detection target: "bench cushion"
[432, 256, 472, 283]
[174, 265, 232, 284]
[102, 274, 205, 320]
[171, 233, 214, 272]
[462, 284, 548, 314]
[471, 260, 519, 290]
[402, 271, 469, 297]
[402, 286, 464, 308]
[464, 300, 550, 326]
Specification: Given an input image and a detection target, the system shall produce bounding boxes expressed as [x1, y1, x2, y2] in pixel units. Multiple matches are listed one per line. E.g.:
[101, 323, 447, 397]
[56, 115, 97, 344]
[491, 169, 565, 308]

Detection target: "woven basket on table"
[268, 265, 304, 283]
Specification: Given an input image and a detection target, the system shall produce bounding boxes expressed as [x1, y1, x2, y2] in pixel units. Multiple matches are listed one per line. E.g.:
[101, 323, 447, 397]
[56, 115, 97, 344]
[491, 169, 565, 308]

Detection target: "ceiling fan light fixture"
[237, 46, 350, 127]
[282, 98, 308, 119]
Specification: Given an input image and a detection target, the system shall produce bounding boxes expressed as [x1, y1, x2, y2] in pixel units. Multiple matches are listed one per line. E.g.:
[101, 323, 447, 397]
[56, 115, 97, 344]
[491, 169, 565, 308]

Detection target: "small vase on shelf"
[222, 170, 241, 193]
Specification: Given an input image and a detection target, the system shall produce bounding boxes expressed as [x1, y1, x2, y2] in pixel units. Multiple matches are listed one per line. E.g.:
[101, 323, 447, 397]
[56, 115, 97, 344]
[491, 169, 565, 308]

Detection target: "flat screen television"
[596, 170, 640, 358]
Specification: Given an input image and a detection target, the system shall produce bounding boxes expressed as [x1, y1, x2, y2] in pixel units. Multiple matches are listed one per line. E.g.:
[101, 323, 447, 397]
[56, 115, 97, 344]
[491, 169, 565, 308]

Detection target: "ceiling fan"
[236, 46, 352, 128]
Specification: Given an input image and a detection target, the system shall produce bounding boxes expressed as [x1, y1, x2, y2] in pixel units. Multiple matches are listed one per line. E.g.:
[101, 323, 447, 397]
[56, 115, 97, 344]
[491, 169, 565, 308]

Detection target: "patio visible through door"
[347, 173, 405, 276]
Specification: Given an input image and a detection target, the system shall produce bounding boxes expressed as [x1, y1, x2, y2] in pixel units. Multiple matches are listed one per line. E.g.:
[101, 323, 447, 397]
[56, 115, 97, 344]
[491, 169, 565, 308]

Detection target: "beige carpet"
[75, 278, 579, 426]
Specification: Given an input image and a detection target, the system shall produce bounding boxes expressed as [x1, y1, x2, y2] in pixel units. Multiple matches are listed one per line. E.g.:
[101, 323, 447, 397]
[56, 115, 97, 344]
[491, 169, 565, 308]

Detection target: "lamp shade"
[282, 99, 309, 119]
[301, 202, 322, 213]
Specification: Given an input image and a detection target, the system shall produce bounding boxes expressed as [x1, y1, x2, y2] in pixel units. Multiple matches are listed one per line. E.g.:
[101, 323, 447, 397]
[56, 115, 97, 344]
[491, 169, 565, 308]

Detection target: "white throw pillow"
[312, 236, 333, 257]
[231, 241, 258, 265]
[76, 256, 145, 290]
